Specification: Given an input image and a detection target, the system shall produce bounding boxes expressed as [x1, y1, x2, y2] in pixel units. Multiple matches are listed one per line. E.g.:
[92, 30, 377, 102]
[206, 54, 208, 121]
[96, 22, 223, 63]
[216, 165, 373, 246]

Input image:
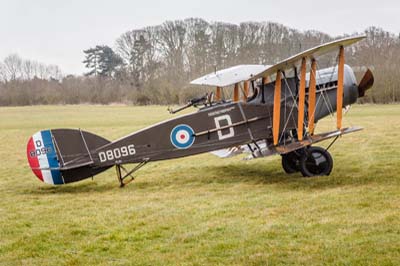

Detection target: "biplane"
[27, 36, 374, 187]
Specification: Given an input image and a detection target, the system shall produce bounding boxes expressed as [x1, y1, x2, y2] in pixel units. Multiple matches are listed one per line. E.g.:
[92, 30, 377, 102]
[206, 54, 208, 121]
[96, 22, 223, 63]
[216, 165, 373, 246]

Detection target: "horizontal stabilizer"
[51, 129, 110, 168]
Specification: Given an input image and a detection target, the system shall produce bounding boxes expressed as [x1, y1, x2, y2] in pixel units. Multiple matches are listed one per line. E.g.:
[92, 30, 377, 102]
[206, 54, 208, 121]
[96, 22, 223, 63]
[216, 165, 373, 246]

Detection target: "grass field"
[0, 104, 399, 265]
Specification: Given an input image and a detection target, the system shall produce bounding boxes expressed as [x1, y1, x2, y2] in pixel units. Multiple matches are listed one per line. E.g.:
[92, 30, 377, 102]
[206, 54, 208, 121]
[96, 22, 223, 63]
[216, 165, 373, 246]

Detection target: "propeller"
[358, 69, 374, 97]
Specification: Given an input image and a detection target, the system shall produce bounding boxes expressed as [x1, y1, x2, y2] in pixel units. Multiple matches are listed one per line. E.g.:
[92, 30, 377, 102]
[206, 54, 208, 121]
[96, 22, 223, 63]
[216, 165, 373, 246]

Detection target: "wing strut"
[297, 58, 307, 140]
[234, 83, 239, 102]
[243, 81, 249, 101]
[273, 70, 282, 145]
[216, 86, 222, 101]
[308, 59, 317, 135]
[337, 46, 345, 129]
[262, 76, 270, 84]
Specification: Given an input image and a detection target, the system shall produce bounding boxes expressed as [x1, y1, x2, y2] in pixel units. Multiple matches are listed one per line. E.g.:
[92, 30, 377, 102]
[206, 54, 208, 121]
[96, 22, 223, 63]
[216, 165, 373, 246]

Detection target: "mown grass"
[0, 104, 399, 265]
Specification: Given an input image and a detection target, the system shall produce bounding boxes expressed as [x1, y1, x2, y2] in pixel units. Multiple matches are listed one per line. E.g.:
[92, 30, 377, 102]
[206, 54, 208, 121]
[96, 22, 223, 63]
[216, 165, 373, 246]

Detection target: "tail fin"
[27, 129, 111, 185]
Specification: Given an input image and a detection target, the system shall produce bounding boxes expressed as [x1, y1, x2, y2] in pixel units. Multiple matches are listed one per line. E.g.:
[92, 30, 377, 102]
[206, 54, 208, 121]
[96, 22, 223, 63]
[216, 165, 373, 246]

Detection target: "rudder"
[27, 129, 111, 185]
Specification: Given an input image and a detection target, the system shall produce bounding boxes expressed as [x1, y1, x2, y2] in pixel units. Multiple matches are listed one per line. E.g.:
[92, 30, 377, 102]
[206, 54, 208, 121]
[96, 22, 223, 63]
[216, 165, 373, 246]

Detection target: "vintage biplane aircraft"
[27, 36, 374, 187]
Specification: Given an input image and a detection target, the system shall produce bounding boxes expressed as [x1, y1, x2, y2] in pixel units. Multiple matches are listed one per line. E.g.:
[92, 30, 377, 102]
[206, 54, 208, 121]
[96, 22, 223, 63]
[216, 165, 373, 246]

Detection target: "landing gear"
[115, 160, 149, 187]
[281, 151, 301, 174]
[281, 146, 333, 177]
[299, 146, 333, 177]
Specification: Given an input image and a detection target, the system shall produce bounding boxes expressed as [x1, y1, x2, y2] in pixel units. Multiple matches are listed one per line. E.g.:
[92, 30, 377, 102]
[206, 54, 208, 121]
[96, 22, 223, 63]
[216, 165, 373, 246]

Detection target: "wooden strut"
[337, 46, 345, 129]
[215, 87, 221, 101]
[233, 83, 240, 102]
[297, 58, 307, 141]
[243, 81, 249, 101]
[261, 76, 270, 104]
[273, 70, 282, 145]
[308, 59, 317, 135]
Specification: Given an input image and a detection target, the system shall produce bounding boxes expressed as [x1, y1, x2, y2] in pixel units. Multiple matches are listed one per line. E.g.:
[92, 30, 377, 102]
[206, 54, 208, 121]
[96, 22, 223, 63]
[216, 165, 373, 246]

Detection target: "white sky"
[0, 0, 398, 75]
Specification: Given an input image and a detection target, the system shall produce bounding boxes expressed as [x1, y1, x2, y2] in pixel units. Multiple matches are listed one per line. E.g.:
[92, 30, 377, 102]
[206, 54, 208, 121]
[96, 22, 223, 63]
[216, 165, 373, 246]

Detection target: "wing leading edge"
[190, 35, 366, 88]
[251, 35, 366, 81]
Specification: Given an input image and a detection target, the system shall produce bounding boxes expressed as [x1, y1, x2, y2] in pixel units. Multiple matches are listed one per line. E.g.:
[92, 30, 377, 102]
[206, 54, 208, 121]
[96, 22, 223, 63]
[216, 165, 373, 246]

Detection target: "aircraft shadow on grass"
[24, 181, 113, 194]
[23, 159, 371, 195]
[166, 163, 371, 190]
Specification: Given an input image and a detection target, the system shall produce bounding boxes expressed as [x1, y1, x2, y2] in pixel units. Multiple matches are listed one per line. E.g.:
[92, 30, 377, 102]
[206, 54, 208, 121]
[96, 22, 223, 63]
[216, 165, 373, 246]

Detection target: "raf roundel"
[170, 124, 195, 149]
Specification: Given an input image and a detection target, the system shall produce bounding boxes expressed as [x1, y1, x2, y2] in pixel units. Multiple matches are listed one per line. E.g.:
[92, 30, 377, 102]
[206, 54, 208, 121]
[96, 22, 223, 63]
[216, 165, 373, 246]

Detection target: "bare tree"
[3, 54, 23, 81]
[0, 62, 7, 82]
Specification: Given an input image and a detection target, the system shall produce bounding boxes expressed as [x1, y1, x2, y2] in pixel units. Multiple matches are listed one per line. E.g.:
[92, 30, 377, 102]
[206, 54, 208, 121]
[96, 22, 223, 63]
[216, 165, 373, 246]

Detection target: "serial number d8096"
[98, 145, 136, 163]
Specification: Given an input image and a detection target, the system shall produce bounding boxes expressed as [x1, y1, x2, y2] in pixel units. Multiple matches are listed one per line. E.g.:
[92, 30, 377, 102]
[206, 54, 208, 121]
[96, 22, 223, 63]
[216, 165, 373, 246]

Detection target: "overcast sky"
[0, 0, 398, 75]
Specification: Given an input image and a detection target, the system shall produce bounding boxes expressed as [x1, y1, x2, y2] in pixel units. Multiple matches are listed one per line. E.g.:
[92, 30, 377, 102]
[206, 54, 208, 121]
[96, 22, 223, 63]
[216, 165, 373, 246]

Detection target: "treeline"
[1, 18, 399, 106]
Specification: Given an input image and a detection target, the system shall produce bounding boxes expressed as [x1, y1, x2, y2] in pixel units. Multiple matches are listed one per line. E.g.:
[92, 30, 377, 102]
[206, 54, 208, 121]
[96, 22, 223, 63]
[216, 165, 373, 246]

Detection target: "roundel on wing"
[170, 124, 195, 149]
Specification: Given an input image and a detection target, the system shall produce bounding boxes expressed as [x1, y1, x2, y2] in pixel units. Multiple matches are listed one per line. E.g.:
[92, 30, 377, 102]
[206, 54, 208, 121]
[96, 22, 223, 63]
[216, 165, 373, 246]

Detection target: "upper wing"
[190, 64, 270, 87]
[190, 35, 366, 87]
[251, 35, 366, 80]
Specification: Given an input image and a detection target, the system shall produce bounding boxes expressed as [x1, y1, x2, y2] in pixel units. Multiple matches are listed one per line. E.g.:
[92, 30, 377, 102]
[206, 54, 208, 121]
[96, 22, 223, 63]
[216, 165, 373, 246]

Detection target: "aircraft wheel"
[281, 151, 301, 174]
[299, 146, 333, 177]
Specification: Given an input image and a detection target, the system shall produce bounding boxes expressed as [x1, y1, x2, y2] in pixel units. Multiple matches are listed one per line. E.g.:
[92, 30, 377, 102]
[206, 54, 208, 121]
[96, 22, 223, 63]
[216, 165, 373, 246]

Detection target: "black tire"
[299, 146, 333, 177]
[281, 151, 301, 174]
